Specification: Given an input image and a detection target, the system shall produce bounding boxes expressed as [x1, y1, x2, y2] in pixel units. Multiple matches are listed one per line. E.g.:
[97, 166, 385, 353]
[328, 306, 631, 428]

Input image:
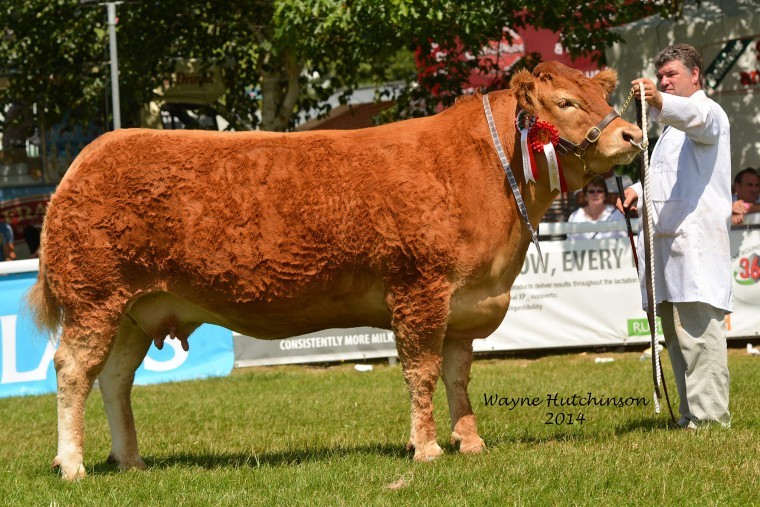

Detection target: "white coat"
[630, 90, 733, 313]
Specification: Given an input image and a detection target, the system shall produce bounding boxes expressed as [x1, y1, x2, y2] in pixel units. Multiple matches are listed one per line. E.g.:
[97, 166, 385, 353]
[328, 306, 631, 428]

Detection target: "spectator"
[0, 216, 15, 261]
[567, 175, 626, 240]
[731, 167, 760, 225]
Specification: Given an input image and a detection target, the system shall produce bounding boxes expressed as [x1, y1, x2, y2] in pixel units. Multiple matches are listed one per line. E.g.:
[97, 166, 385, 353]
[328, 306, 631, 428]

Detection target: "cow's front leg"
[396, 329, 445, 461]
[442, 337, 485, 454]
[98, 318, 152, 471]
[389, 279, 450, 462]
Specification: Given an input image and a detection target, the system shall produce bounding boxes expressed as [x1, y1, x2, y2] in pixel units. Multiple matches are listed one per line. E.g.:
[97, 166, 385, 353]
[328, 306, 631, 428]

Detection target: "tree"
[0, 1, 682, 133]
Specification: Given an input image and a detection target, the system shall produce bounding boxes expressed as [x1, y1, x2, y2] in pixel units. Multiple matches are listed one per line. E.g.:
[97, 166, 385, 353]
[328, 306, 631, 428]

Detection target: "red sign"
[0, 194, 51, 247]
[518, 27, 600, 76]
[419, 27, 602, 94]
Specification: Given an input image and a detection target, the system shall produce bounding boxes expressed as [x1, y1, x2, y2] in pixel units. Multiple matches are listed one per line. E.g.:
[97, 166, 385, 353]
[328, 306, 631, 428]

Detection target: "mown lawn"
[1, 348, 758, 506]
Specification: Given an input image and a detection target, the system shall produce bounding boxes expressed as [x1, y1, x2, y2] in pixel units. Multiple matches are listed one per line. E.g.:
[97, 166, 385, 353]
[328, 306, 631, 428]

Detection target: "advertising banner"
[0, 270, 234, 399]
[729, 229, 760, 336]
[234, 328, 397, 367]
[480, 226, 759, 349]
[477, 237, 646, 352]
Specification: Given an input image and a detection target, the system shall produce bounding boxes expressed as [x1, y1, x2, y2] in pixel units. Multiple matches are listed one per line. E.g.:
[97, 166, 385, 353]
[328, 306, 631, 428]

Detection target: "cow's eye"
[557, 99, 575, 109]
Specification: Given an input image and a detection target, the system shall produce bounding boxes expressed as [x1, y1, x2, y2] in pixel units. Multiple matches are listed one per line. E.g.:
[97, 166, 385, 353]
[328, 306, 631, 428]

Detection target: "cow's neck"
[516, 175, 561, 227]
[486, 92, 561, 230]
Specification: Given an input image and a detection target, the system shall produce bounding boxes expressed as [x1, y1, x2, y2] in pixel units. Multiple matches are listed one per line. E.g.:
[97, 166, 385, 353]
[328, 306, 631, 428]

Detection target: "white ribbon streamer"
[544, 142, 561, 191]
[520, 129, 535, 183]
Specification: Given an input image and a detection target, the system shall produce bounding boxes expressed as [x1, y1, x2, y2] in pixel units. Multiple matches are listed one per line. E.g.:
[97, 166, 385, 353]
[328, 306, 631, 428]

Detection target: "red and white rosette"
[527, 120, 567, 192]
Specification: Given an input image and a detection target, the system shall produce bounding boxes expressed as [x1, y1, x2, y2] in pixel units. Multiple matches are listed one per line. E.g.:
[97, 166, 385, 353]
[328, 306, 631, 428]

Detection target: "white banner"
[484, 225, 760, 350]
[476, 237, 645, 352]
[729, 228, 760, 337]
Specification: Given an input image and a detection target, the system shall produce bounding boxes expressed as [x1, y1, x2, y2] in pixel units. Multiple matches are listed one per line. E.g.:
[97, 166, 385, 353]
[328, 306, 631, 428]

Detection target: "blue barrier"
[0, 265, 234, 399]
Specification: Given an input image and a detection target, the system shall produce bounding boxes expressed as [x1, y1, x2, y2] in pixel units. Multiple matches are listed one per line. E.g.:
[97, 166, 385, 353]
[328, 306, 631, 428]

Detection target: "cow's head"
[510, 61, 642, 190]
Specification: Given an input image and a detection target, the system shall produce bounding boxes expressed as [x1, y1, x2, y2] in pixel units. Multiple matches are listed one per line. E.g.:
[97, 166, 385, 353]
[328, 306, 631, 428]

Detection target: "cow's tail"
[26, 250, 63, 337]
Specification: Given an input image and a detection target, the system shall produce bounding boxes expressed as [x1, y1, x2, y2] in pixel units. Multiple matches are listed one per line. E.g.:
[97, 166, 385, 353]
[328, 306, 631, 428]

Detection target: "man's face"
[735, 172, 760, 203]
[655, 59, 700, 97]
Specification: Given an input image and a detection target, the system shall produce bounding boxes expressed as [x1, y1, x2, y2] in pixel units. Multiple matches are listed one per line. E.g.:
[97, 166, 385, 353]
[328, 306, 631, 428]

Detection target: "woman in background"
[567, 175, 626, 240]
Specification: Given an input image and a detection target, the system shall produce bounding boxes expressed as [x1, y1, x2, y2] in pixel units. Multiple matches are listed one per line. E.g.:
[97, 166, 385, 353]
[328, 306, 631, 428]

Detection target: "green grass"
[1, 348, 758, 506]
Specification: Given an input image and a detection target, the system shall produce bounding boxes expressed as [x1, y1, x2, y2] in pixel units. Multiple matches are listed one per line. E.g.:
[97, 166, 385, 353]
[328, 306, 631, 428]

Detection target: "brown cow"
[28, 62, 642, 480]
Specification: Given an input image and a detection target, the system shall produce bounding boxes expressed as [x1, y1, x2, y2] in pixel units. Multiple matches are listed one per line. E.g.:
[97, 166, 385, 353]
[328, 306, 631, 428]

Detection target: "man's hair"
[734, 167, 759, 186]
[654, 43, 704, 85]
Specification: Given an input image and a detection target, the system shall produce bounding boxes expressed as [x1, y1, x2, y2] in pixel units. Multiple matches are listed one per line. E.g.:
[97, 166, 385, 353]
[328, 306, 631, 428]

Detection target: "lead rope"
[631, 83, 675, 423]
[636, 82, 663, 414]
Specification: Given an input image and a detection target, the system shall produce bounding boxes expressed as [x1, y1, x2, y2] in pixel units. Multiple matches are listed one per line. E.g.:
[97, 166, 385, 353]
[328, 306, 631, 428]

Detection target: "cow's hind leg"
[442, 337, 485, 454]
[99, 318, 152, 471]
[53, 319, 118, 480]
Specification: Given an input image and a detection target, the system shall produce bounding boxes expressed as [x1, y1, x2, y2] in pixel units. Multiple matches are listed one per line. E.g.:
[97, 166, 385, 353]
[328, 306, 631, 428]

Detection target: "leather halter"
[554, 110, 620, 174]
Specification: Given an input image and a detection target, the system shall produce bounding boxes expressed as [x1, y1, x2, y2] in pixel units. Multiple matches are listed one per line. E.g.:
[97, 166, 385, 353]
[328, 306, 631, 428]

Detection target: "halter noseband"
[555, 110, 620, 174]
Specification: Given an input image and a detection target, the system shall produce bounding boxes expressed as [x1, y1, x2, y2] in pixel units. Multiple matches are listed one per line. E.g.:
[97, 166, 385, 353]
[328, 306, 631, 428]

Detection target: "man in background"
[731, 167, 759, 225]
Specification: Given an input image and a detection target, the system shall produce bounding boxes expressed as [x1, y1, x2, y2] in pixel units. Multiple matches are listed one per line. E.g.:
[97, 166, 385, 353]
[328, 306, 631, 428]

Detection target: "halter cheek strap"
[556, 110, 620, 173]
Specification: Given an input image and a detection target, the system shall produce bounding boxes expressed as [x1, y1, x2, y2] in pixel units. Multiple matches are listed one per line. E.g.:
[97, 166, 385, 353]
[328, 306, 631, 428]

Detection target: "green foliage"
[0, 349, 756, 505]
[0, 2, 102, 124]
[0, 0, 683, 132]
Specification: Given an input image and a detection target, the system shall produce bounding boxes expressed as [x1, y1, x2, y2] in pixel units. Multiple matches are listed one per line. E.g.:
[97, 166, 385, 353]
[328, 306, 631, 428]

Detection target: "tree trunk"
[260, 49, 302, 132]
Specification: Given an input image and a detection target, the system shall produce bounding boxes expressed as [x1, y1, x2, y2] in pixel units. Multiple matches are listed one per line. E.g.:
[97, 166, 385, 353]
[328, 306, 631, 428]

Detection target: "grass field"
[1, 347, 758, 506]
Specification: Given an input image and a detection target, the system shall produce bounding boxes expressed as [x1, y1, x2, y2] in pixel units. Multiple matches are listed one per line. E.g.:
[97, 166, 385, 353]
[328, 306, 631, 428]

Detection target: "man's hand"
[732, 200, 749, 225]
[616, 187, 639, 216]
[631, 78, 663, 110]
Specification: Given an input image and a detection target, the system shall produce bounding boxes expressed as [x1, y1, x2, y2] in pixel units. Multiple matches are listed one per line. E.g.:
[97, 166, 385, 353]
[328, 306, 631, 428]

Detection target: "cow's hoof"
[107, 453, 147, 471]
[412, 442, 444, 462]
[53, 456, 86, 481]
[450, 431, 486, 454]
[458, 437, 486, 454]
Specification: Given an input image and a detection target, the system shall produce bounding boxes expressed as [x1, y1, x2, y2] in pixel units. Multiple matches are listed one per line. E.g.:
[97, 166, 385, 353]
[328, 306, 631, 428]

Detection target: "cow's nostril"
[622, 129, 643, 145]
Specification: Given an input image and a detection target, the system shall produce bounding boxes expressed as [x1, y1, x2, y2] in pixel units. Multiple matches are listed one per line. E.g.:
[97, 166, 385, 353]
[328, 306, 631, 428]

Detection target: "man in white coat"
[619, 43, 732, 430]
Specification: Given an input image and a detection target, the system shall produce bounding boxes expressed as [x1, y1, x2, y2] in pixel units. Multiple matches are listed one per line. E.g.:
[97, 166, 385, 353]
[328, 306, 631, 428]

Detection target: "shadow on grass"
[91, 443, 410, 475]
[484, 429, 603, 448]
[88, 419, 675, 476]
[481, 416, 672, 450]
[613, 416, 675, 435]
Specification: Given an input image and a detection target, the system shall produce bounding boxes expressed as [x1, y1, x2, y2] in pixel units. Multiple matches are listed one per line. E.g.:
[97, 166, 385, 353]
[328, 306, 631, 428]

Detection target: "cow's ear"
[510, 69, 536, 114]
[593, 68, 618, 96]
